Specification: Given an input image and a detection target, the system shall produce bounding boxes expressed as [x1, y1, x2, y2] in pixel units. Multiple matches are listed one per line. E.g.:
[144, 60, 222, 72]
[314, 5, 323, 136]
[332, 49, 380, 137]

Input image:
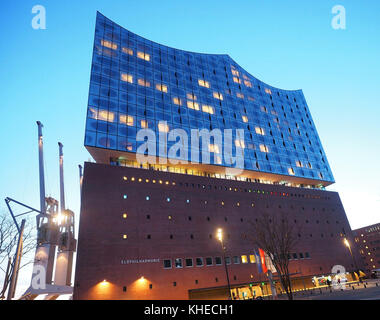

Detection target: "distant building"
[353, 223, 380, 274]
[73, 12, 363, 300]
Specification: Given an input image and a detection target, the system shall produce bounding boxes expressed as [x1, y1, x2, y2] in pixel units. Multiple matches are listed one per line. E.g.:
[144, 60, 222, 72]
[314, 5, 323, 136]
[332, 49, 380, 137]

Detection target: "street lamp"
[344, 237, 360, 281]
[216, 228, 232, 300]
[217, 228, 223, 242]
[343, 238, 350, 249]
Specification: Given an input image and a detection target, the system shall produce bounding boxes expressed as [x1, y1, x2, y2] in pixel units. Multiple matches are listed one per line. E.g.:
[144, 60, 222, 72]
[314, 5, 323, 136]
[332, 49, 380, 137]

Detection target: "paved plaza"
[275, 279, 380, 300]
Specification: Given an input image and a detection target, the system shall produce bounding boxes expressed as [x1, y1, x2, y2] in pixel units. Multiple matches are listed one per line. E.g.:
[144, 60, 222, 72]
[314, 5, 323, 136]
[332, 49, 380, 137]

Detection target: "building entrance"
[231, 285, 263, 300]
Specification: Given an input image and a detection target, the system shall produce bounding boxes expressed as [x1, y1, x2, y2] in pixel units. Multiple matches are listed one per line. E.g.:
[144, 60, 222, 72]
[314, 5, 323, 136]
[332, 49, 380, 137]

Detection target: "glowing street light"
[216, 228, 232, 300]
[343, 237, 360, 280]
[100, 279, 109, 286]
[57, 212, 66, 225]
[217, 228, 223, 242]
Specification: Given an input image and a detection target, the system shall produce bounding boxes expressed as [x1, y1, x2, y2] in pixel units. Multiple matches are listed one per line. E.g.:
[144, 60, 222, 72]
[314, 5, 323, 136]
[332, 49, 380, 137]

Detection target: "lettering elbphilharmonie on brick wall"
[84, 12, 334, 188]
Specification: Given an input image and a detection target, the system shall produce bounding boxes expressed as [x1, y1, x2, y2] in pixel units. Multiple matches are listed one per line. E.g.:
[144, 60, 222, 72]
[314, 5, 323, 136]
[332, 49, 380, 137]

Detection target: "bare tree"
[0, 212, 36, 299]
[246, 213, 300, 300]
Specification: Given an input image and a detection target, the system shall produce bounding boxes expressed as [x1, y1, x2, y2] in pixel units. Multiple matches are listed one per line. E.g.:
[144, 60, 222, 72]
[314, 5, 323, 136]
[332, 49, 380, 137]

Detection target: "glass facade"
[84, 12, 334, 184]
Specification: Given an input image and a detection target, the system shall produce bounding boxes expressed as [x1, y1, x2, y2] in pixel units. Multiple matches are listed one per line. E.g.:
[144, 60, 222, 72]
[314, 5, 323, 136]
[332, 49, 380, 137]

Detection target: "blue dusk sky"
[0, 0, 379, 295]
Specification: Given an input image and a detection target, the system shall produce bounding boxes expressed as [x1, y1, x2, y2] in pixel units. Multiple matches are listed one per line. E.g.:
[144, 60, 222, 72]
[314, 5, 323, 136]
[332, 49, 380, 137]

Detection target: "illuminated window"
[156, 83, 168, 93]
[158, 123, 169, 133]
[296, 161, 303, 167]
[244, 80, 252, 87]
[101, 39, 117, 50]
[173, 97, 182, 106]
[141, 120, 148, 128]
[235, 139, 245, 148]
[121, 73, 133, 83]
[137, 51, 150, 61]
[88, 107, 98, 119]
[265, 88, 272, 95]
[255, 127, 265, 135]
[187, 101, 200, 110]
[213, 92, 223, 100]
[122, 47, 133, 55]
[241, 255, 248, 264]
[236, 92, 244, 99]
[98, 110, 115, 122]
[231, 69, 239, 76]
[233, 77, 241, 84]
[208, 144, 220, 153]
[259, 144, 269, 153]
[123, 213, 128, 219]
[249, 255, 255, 263]
[187, 93, 197, 100]
[202, 105, 214, 114]
[242, 115, 248, 123]
[288, 168, 295, 175]
[123, 234, 128, 239]
[138, 79, 150, 87]
[119, 114, 134, 126]
[198, 79, 210, 88]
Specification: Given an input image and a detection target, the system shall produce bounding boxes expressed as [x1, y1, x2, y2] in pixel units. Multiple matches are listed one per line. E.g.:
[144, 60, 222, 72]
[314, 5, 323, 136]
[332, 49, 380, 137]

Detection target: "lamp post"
[217, 228, 232, 300]
[344, 238, 360, 281]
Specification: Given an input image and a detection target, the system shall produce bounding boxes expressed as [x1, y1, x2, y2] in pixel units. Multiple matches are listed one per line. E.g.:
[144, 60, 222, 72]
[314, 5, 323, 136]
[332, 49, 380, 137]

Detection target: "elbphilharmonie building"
[74, 12, 361, 300]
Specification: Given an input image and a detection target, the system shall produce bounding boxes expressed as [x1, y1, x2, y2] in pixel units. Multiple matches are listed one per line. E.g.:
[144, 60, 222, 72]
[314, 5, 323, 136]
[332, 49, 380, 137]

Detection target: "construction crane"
[3, 121, 77, 300]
